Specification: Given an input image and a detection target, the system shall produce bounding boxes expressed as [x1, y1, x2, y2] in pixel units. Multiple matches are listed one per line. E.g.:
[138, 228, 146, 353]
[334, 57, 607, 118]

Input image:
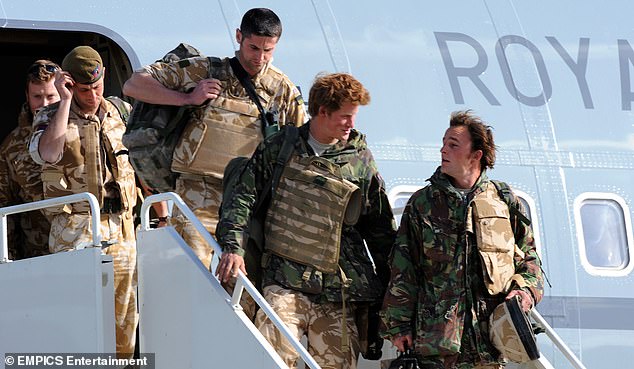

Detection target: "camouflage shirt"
[29, 98, 137, 215]
[0, 105, 47, 205]
[0, 104, 51, 258]
[380, 167, 543, 366]
[142, 54, 306, 129]
[217, 123, 397, 303]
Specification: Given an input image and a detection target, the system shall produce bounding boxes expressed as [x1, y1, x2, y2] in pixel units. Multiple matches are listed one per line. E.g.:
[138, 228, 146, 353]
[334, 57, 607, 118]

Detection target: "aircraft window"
[388, 185, 422, 225]
[513, 190, 542, 257]
[388, 186, 542, 256]
[574, 193, 633, 276]
[518, 198, 532, 222]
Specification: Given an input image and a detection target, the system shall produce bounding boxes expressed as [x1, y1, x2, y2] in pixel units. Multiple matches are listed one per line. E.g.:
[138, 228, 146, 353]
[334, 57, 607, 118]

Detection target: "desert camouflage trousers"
[49, 211, 138, 359]
[256, 285, 360, 369]
[171, 174, 220, 270]
[172, 175, 258, 319]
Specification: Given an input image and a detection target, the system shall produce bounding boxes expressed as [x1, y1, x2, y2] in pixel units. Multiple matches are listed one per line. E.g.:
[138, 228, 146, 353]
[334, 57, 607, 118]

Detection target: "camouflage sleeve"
[277, 84, 307, 127]
[216, 135, 281, 256]
[28, 106, 59, 165]
[511, 195, 544, 305]
[357, 153, 397, 290]
[380, 197, 422, 339]
[143, 56, 209, 92]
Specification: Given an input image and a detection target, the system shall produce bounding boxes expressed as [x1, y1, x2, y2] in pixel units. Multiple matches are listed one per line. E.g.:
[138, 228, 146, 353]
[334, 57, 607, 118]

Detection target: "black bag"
[122, 43, 203, 193]
[388, 349, 422, 369]
[355, 302, 384, 360]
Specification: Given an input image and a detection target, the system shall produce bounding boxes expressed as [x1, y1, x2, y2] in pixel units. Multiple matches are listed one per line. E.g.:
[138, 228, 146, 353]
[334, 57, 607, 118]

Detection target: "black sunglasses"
[27, 63, 58, 75]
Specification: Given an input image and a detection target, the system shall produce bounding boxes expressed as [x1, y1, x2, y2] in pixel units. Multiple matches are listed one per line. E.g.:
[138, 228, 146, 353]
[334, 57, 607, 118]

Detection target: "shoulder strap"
[270, 125, 299, 195]
[228, 57, 275, 136]
[491, 180, 531, 227]
[106, 96, 130, 124]
[253, 126, 298, 214]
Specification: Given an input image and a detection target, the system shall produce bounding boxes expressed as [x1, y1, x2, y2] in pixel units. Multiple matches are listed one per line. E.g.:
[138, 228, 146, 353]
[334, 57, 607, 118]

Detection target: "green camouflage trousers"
[49, 211, 138, 359]
[256, 285, 360, 369]
[171, 174, 221, 270]
[414, 357, 505, 369]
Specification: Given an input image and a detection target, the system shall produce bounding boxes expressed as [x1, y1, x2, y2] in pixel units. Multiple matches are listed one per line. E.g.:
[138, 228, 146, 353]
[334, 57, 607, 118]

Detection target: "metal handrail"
[0, 192, 102, 263]
[530, 309, 587, 369]
[141, 192, 322, 369]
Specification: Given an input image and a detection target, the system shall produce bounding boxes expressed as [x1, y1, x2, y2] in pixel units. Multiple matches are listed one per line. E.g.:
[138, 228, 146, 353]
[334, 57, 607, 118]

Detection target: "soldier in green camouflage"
[380, 111, 544, 369]
[28, 47, 138, 359]
[0, 60, 59, 260]
[216, 73, 396, 369]
[123, 8, 306, 270]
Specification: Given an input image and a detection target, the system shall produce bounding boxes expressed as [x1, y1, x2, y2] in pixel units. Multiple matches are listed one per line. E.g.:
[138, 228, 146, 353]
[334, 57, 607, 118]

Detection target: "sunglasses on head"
[28, 63, 58, 75]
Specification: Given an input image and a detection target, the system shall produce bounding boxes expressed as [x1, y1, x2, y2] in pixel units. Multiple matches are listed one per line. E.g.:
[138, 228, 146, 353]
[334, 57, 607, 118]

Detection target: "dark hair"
[26, 60, 59, 86]
[240, 8, 282, 39]
[308, 73, 370, 117]
[449, 110, 497, 170]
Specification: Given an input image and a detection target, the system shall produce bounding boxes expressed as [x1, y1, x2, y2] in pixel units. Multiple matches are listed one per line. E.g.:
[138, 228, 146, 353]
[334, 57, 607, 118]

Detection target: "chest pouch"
[171, 94, 263, 178]
[265, 155, 361, 274]
[472, 183, 517, 295]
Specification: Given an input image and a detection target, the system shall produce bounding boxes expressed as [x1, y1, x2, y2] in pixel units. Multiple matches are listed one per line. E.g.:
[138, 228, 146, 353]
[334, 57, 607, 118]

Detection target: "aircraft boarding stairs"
[0, 192, 587, 369]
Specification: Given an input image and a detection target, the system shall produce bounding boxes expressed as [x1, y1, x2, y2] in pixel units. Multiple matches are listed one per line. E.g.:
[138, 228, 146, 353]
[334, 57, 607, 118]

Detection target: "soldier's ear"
[236, 29, 243, 45]
[472, 149, 483, 162]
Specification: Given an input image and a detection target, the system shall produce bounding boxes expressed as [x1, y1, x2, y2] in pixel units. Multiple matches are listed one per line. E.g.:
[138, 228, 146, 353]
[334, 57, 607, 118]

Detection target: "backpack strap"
[254, 125, 299, 214]
[228, 57, 277, 137]
[491, 180, 531, 227]
[106, 96, 131, 124]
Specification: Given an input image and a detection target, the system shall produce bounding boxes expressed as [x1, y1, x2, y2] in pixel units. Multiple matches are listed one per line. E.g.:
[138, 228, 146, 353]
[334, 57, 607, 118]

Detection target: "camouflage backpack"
[122, 43, 205, 193]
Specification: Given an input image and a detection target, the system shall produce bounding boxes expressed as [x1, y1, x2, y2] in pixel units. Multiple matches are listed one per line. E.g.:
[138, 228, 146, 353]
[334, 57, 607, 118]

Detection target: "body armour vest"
[471, 182, 527, 295]
[40, 100, 137, 215]
[265, 154, 362, 274]
[171, 58, 285, 179]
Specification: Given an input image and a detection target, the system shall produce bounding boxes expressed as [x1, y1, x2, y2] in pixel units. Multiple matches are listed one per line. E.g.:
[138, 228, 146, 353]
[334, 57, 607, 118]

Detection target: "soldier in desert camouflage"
[380, 111, 544, 368]
[28, 46, 138, 359]
[216, 73, 396, 369]
[123, 8, 306, 270]
[0, 60, 59, 260]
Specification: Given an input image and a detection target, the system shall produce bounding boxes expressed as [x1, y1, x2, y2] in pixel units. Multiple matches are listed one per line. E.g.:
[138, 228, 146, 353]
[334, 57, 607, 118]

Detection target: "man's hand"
[188, 78, 222, 105]
[54, 70, 74, 100]
[507, 289, 534, 312]
[391, 333, 413, 353]
[216, 252, 246, 283]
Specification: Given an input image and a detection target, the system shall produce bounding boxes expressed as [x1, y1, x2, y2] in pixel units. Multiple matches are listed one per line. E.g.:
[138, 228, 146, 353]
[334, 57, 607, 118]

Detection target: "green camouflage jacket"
[217, 122, 397, 303]
[380, 167, 543, 365]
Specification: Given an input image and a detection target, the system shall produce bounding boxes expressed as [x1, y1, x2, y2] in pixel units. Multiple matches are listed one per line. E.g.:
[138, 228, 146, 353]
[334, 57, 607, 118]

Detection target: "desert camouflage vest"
[471, 182, 527, 295]
[40, 99, 137, 214]
[264, 154, 362, 274]
[171, 59, 285, 179]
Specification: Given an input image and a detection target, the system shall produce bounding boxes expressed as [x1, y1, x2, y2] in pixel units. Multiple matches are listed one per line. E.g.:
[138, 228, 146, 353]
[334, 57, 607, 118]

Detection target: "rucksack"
[219, 125, 299, 290]
[490, 180, 531, 229]
[122, 43, 204, 193]
[105, 96, 131, 123]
